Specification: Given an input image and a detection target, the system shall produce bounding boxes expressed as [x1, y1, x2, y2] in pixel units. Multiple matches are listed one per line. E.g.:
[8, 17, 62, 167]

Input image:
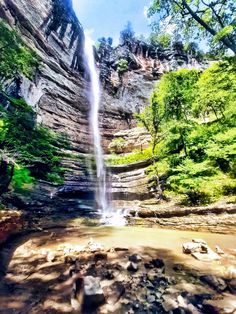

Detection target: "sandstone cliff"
[0, 0, 135, 209]
[0, 0, 203, 213]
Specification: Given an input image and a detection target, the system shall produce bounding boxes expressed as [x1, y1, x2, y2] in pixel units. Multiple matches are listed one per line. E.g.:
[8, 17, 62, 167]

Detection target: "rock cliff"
[0, 0, 203, 214]
[0, 0, 135, 209]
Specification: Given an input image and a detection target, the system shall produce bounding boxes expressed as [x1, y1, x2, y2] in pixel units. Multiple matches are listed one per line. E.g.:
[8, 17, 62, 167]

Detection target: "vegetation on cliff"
[0, 21, 68, 195]
[0, 95, 68, 194]
[0, 21, 39, 80]
[138, 58, 236, 205]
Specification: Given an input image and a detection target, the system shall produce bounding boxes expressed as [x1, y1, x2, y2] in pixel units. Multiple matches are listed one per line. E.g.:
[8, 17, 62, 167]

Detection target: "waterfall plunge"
[84, 33, 126, 226]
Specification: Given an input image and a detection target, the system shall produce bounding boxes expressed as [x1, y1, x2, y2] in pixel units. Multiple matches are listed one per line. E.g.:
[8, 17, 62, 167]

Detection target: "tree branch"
[181, 0, 236, 53]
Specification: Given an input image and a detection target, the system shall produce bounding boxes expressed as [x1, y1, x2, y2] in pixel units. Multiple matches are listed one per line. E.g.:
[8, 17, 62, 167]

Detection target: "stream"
[0, 225, 235, 313]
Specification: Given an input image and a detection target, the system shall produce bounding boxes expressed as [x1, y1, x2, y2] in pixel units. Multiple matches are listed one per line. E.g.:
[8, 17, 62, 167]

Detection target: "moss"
[0, 21, 39, 80]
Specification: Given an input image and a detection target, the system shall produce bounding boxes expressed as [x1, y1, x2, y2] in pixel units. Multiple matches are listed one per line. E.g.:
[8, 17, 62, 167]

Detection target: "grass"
[106, 147, 152, 166]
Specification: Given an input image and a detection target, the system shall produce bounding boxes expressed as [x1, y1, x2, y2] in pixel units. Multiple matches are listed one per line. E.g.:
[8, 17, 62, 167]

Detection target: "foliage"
[157, 69, 200, 121]
[97, 37, 113, 49]
[0, 96, 68, 193]
[184, 42, 204, 60]
[148, 0, 236, 54]
[117, 59, 129, 75]
[138, 60, 236, 205]
[12, 167, 34, 190]
[135, 92, 163, 154]
[0, 21, 39, 80]
[194, 58, 236, 119]
[108, 137, 126, 154]
[107, 148, 152, 166]
[149, 33, 171, 48]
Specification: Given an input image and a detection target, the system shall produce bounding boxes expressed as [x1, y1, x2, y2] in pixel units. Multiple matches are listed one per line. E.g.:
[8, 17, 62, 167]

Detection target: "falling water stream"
[84, 33, 126, 226]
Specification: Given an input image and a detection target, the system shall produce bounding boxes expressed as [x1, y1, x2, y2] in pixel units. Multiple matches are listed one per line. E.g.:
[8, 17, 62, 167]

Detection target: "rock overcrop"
[183, 238, 221, 261]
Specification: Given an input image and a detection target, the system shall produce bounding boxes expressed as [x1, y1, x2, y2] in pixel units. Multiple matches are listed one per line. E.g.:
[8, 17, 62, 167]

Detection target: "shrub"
[108, 137, 126, 154]
[117, 59, 129, 74]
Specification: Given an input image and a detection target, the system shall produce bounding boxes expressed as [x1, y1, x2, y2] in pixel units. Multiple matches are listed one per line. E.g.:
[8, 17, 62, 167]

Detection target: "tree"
[148, 0, 236, 54]
[120, 21, 135, 46]
[136, 61, 236, 205]
[149, 33, 172, 48]
[158, 69, 200, 121]
[194, 58, 236, 120]
[107, 37, 113, 46]
[117, 58, 129, 84]
[136, 92, 164, 155]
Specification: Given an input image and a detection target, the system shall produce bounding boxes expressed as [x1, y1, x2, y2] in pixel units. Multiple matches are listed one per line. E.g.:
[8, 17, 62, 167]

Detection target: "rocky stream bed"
[0, 225, 235, 314]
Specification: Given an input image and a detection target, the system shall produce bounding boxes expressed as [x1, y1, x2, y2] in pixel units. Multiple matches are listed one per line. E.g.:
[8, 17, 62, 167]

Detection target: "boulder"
[191, 251, 221, 261]
[83, 276, 105, 309]
[102, 269, 115, 280]
[173, 264, 184, 272]
[127, 261, 138, 272]
[192, 238, 207, 245]
[152, 258, 165, 273]
[200, 275, 227, 292]
[128, 254, 142, 263]
[114, 247, 129, 252]
[182, 242, 202, 254]
[147, 294, 156, 303]
[106, 281, 125, 305]
[203, 295, 236, 314]
[144, 262, 154, 269]
[162, 294, 179, 311]
[94, 252, 108, 263]
[215, 245, 225, 255]
[227, 279, 236, 294]
[46, 251, 55, 263]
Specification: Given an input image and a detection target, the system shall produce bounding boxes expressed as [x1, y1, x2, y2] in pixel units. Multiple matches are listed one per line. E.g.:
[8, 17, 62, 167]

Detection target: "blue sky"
[72, 0, 151, 45]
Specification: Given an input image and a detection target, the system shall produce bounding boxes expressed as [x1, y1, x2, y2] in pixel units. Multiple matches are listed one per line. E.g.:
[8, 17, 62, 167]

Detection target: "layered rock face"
[0, 0, 204, 213]
[0, 0, 88, 152]
[0, 0, 135, 206]
[0, 0, 95, 202]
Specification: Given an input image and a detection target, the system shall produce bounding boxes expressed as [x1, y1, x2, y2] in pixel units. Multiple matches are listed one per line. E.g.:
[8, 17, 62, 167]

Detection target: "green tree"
[149, 33, 172, 48]
[117, 59, 129, 74]
[136, 92, 163, 154]
[137, 61, 236, 205]
[194, 58, 236, 119]
[148, 0, 236, 54]
[158, 69, 200, 121]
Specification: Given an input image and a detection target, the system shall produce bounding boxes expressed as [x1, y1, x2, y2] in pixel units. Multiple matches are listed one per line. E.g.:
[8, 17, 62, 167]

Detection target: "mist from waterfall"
[84, 33, 126, 226]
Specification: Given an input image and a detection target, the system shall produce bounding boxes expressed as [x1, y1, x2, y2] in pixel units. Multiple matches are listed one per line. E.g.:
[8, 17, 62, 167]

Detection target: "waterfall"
[84, 33, 108, 214]
[84, 33, 126, 226]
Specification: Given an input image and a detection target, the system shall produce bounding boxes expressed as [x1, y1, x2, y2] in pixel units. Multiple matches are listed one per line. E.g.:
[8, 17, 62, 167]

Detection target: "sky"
[72, 0, 152, 45]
